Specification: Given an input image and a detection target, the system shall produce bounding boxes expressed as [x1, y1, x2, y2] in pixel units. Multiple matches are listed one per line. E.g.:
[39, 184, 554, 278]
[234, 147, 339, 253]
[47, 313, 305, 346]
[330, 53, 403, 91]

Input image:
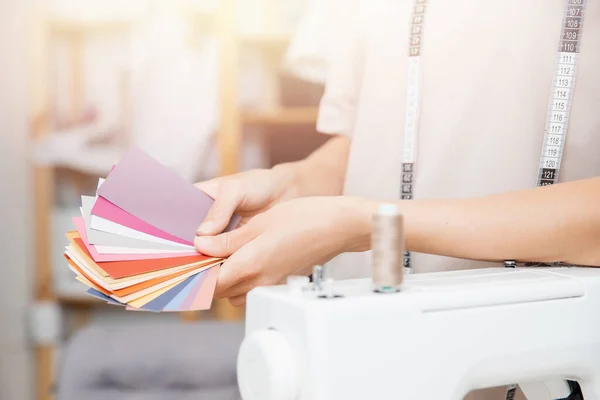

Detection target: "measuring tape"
[537, 0, 588, 187]
[401, 0, 429, 272]
[398, 0, 589, 397]
[401, 0, 588, 267]
[506, 2, 588, 397]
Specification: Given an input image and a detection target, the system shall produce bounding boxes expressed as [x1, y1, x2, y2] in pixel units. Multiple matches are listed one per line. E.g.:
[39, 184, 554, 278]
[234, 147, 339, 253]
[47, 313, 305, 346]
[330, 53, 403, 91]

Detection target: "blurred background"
[0, 0, 336, 398]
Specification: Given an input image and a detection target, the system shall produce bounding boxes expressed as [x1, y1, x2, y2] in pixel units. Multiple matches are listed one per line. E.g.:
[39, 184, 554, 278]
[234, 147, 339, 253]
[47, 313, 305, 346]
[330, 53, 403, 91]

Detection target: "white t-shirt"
[318, 0, 600, 280]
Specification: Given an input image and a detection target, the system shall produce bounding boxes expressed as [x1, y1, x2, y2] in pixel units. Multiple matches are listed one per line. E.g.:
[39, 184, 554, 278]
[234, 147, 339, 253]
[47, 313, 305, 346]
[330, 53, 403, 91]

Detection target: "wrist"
[339, 198, 419, 254]
[279, 155, 347, 199]
[338, 197, 381, 253]
[272, 159, 316, 200]
[272, 162, 304, 201]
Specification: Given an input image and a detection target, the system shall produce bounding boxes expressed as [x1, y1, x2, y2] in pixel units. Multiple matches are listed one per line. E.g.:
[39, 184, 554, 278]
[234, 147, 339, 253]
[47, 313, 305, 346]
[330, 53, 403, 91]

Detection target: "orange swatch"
[69, 233, 215, 279]
[111, 264, 207, 297]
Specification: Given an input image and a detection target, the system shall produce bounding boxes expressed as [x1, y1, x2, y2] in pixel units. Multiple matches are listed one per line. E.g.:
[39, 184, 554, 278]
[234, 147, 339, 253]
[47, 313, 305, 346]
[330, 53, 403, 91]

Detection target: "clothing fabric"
[318, 0, 600, 280]
[284, 0, 338, 84]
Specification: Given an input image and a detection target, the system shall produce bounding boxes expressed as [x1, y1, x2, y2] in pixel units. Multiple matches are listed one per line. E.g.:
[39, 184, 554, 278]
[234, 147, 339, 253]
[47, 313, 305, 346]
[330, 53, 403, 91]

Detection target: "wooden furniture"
[28, 7, 138, 400]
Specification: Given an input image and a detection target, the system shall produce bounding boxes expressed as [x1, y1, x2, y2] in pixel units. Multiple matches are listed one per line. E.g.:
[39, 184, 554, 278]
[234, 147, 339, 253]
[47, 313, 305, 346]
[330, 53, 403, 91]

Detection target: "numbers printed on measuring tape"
[549, 124, 563, 134]
[554, 86, 574, 100]
[560, 41, 578, 52]
[553, 100, 567, 110]
[567, 5, 583, 16]
[563, 29, 579, 41]
[414, 4, 426, 14]
[551, 112, 566, 122]
[542, 168, 556, 180]
[564, 17, 581, 29]
[411, 25, 422, 35]
[557, 76, 573, 86]
[558, 66, 573, 75]
[548, 135, 562, 145]
[561, 54, 574, 64]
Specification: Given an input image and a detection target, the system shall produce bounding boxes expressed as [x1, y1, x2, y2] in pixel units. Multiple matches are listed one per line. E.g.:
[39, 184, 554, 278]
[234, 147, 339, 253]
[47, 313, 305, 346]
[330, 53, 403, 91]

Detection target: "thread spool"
[372, 204, 405, 293]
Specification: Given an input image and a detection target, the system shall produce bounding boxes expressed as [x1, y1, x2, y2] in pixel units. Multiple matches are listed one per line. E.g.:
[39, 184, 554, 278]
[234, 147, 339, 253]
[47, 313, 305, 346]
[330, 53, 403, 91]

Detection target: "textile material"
[57, 322, 244, 400]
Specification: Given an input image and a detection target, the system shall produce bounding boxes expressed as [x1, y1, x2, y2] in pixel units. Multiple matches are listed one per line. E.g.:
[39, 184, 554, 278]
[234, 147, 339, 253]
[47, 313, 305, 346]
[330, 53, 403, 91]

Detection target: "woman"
[194, 0, 600, 307]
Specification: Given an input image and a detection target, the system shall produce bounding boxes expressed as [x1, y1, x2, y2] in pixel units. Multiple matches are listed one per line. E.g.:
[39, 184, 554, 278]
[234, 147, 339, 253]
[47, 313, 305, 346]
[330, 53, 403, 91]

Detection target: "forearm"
[353, 177, 600, 266]
[278, 135, 351, 198]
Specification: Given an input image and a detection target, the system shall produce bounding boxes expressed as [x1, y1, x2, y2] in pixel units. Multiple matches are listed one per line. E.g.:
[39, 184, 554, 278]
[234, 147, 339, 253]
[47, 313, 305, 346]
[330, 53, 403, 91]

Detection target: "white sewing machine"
[237, 266, 600, 400]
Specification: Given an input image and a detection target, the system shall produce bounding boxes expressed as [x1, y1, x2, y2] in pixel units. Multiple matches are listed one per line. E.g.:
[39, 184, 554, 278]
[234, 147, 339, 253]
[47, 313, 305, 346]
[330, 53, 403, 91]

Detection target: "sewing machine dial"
[237, 328, 298, 400]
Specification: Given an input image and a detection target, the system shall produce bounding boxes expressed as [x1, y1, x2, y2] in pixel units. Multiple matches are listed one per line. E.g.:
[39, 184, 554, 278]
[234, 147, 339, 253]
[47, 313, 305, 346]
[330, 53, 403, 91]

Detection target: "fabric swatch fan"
[64, 148, 240, 312]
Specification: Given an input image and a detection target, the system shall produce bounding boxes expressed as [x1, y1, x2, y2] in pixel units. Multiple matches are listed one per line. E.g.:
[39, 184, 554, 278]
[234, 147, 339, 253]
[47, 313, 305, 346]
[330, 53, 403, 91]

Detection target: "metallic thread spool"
[371, 204, 405, 293]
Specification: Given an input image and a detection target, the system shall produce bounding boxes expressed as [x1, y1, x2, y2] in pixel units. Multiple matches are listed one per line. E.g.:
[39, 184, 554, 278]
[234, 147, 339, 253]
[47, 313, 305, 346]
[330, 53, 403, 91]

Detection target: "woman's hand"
[195, 135, 351, 236]
[195, 164, 301, 235]
[194, 196, 377, 306]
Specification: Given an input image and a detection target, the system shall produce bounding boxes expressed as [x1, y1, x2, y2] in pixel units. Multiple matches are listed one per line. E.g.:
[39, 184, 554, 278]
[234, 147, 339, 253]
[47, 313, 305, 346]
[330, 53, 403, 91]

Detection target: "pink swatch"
[188, 265, 219, 310]
[72, 217, 199, 262]
[179, 270, 208, 310]
[92, 196, 193, 246]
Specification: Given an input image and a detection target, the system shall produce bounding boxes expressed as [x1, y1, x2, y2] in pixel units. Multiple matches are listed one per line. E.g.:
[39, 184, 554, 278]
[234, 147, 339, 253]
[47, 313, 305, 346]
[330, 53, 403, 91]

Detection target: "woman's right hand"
[195, 164, 300, 236]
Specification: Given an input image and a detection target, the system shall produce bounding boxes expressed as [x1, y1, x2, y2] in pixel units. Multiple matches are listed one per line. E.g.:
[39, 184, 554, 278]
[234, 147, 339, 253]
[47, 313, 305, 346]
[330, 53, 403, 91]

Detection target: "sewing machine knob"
[287, 275, 310, 293]
[237, 329, 298, 400]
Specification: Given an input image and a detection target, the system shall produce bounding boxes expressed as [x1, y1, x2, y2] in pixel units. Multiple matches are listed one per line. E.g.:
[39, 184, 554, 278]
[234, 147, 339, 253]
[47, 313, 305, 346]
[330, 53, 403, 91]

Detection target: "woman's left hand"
[194, 196, 375, 306]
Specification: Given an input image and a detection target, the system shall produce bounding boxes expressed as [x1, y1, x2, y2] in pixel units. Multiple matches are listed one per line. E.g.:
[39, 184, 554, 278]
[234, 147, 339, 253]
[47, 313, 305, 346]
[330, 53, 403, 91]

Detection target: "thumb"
[193, 224, 254, 258]
[194, 179, 221, 199]
[196, 180, 243, 236]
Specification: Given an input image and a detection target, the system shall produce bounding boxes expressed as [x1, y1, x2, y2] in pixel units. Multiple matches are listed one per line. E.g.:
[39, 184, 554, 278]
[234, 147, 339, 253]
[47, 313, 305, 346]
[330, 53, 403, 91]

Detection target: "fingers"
[215, 278, 257, 300]
[209, 225, 305, 306]
[212, 239, 264, 296]
[218, 275, 269, 307]
[228, 295, 247, 307]
[196, 180, 244, 236]
[194, 223, 256, 258]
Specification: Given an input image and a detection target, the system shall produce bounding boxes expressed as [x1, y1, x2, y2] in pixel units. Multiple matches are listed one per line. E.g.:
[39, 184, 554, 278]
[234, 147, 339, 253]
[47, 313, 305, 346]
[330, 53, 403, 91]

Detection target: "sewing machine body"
[238, 267, 600, 400]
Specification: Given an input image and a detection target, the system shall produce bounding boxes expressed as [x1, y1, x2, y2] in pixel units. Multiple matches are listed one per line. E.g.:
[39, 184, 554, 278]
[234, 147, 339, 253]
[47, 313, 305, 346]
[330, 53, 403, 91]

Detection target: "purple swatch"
[86, 288, 122, 306]
[163, 272, 205, 311]
[138, 274, 197, 312]
[95, 148, 240, 243]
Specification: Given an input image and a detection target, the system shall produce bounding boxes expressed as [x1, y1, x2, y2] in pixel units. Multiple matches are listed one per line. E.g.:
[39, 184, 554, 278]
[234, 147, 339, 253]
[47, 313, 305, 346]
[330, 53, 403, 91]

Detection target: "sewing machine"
[237, 266, 600, 400]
